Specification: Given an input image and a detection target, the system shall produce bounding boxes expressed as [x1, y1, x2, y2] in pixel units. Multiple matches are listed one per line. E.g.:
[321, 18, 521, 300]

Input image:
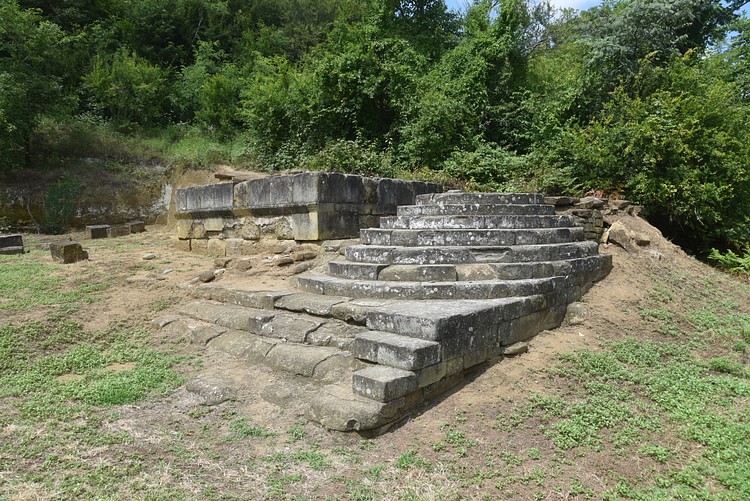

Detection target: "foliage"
[708, 247, 750, 277]
[561, 54, 750, 252]
[83, 49, 169, 129]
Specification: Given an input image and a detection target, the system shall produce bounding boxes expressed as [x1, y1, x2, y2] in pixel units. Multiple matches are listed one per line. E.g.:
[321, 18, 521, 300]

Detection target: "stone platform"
[156, 192, 611, 433]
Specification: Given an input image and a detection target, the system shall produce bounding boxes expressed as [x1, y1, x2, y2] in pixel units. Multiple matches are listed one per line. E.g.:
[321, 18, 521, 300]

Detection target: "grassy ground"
[1, 228, 749, 500]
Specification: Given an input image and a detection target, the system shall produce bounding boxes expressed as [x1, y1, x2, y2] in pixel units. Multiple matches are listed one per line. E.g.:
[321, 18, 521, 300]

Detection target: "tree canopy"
[1, 0, 750, 253]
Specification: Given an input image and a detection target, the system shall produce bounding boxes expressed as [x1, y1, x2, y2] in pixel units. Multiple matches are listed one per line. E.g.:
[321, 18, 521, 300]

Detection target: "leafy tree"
[563, 54, 750, 252]
[83, 49, 169, 128]
[0, 1, 68, 171]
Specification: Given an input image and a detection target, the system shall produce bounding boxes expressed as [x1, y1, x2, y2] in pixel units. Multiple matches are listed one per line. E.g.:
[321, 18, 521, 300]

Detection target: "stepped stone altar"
[159, 191, 611, 433]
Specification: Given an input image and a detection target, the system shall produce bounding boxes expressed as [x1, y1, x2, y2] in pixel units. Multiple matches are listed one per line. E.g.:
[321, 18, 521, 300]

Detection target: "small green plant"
[394, 451, 427, 470]
[228, 417, 276, 439]
[708, 246, 750, 277]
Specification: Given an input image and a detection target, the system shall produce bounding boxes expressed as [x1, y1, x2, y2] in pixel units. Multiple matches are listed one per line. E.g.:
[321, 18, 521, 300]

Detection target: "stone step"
[360, 227, 584, 247]
[190, 284, 293, 310]
[344, 241, 599, 265]
[353, 331, 441, 370]
[379, 214, 575, 230]
[415, 192, 545, 206]
[328, 254, 610, 282]
[397, 203, 555, 217]
[157, 316, 367, 387]
[296, 274, 565, 300]
[177, 300, 366, 349]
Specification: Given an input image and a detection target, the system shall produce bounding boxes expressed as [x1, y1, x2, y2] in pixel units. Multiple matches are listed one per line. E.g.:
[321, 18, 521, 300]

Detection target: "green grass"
[0, 261, 108, 312]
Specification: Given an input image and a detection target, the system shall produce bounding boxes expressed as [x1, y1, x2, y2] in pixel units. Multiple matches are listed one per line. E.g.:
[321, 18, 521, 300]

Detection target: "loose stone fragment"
[198, 270, 216, 283]
[501, 342, 529, 356]
[86, 225, 110, 239]
[50, 241, 88, 263]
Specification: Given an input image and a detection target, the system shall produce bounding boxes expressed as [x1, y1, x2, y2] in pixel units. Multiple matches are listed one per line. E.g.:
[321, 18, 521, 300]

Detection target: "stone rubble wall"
[545, 196, 641, 242]
[174, 172, 442, 256]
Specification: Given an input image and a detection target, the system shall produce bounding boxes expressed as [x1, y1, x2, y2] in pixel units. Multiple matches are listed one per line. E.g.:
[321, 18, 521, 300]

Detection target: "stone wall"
[545, 196, 641, 242]
[174, 172, 442, 255]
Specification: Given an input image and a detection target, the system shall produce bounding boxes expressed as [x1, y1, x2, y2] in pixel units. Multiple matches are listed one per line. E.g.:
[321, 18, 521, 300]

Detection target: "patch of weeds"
[332, 447, 360, 464]
[706, 357, 746, 377]
[293, 450, 330, 470]
[228, 417, 276, 439]
[527, 448, 542, 460]
[568, 478, 594, 498]
[394, 450, 428, 470]
[0, 262, 109, 312]
[500, 451, 523, 466]
[366, 464, 384, 480]
[346, 480, 378, 501]
[287, 422, 306, 443]
[266, 472, 303, 497]
[639, 444, 672, 463]
[151, 297, 177, 312]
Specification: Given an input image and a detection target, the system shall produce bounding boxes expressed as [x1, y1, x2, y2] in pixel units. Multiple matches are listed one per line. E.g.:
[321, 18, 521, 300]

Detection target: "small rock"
[235, 259, 253, 272]
[606, 221, 639, 252]
[609, 199, 631, 210]
[271, 243, 291, 254]
[214, 268, 225, 278]
[151, 315, 180, 329]
[185, 379, 236, 406]
[143, 253, 157, 260]
[502, 342, 529, 356]
[292, 261, 316, 274]
[272, 255, 294, 266]
[575, 196, 605, 210]
[214, 257, 232, 268]
[198, 270, 216, 283]
[293, 251, 318, 262]
[634, 233, 651, 246]
[566, 302, 586, 326]
[162, 268, 173, 274]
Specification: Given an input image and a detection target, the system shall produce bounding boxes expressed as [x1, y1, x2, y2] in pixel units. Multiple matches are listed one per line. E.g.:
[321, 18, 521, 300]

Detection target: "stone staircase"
[155, 192, 612, 433]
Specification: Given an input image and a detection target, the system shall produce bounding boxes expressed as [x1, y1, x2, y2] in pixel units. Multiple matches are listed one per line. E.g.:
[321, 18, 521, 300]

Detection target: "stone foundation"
[175, 172, 441, 255]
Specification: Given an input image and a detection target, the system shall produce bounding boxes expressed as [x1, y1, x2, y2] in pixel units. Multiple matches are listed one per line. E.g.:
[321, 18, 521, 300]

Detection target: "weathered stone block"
[353, 331, 441, 370]
[207, 238, 227, 257]
[50, 241, 88, 263]
[126, 221, 146, 233]
[352, 366, 418, 402]
[224, 238, 244, 256]
[107, 225, 130, 238]
[86, 225, 110, 239]
[0, 234, 24, 254]
[176, 182, 233, 213]
[174, 239, 191, 252]
[191, 239, 208, 254]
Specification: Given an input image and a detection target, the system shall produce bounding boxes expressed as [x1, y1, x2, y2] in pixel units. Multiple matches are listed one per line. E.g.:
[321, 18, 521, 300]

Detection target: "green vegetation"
[2, 0, 749, 253]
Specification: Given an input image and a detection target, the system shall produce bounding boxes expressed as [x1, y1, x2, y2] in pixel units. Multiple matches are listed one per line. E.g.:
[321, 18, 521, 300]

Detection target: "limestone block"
[126, 221, 146, 233]
[319, 173, 364, 204]
[241, 219, 260, 240]
[176, 183, 233, 213]
[353, 331, 441, 370]
[86, 225, 110, 239]
[352, 366, 418, 402]
[174, 239, 191, 252]
[224, 238, 244, 256]
[207, 238, 227, 257]
[191, 239, 208, 254]
[107, 225, 130, 238]
[0, 234, 24, 254]
[50, 241, 88, 263]
[291, 212, 320, 241]
[275, 217, 294, 240]
[176, 220, 193, 239]
[202, 217, 226, 233]
[240, 240, 257, 255]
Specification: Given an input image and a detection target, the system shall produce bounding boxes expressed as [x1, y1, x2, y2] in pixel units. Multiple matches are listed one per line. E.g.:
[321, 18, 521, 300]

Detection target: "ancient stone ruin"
[0, 234, 25, 255]
[158, 177, 611, 433]
[173, 172, 441, 254]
